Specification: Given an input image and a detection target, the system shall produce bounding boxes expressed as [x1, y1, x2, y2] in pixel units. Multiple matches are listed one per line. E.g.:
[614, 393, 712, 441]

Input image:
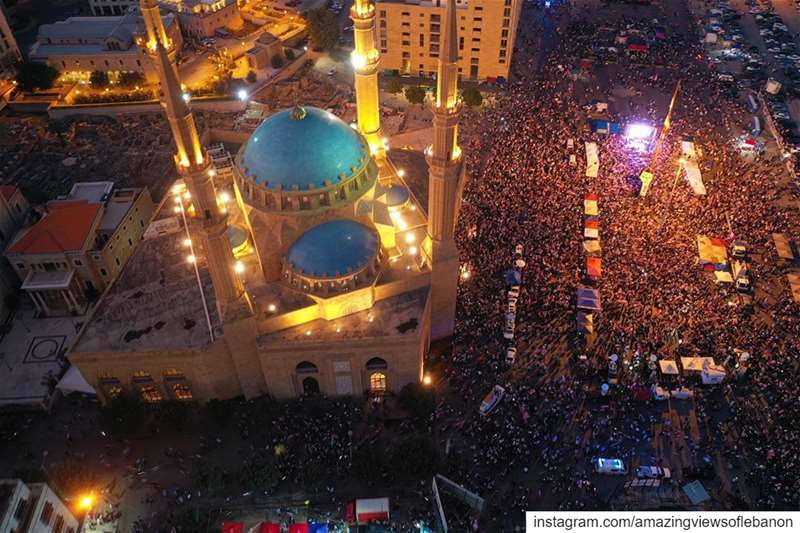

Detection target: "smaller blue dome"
[386, 185, 410, 207]
[286, 220, 379, 278]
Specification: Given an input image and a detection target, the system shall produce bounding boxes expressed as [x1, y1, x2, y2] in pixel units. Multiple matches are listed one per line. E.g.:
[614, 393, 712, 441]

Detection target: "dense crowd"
[442, 0, 800, 522]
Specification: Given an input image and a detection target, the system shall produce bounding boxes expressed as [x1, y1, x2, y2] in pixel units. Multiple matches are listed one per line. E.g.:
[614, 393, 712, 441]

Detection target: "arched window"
[302, 377, 320, 394]
[296, 361, 318, 373]
[365, 357, 388, 370]
[369, 372, 387, 393]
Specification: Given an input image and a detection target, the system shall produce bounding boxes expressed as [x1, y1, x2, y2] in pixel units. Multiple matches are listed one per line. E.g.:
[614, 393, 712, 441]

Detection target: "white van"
[594, 458, 627, 475]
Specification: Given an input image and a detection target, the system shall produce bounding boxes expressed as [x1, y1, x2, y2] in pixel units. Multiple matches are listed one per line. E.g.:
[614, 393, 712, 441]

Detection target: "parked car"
[594, 457, 627, 475]
[479, 385, 505, 416]
[636, 466, 672, 479]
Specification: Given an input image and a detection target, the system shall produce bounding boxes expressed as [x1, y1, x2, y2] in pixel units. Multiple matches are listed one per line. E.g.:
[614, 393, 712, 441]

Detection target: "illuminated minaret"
[350, 0, 383, 156]
[140, 0, 248, 319]
[425, 0, 465, 340]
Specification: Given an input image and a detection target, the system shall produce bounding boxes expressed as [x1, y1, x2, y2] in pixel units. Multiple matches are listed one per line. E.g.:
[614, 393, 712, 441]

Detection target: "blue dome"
[241, 106, 369, 191]
[286, 220, 379, 277]
[386, 185, 410, 207]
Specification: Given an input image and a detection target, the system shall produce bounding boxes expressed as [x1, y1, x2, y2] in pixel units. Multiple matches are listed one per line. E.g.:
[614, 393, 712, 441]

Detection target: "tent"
[584, 193, 599, 215]
[714, 271, 733, 284]
[681, 357, 715, 372]
[577, 311, 594, 334]
[222, 523, 244, 533]
[56, 366, 96, 395]
[259, 524, 280, 533]
[772, 233, 796, 260]
[576, 286, 601, 311]
[289, 524, 309, 533]
[701, 366, 726, 385]
[683, 481, 710, 505]
[586, 257, 601, 278]
[697, 235, 727, 265]
[788, 273, 800, 303]
[584, 219, 599, 239]
[585, 142, 599, 177]
[659, 360, 679, 375]
[355, 498, 390, 523]
[583, 240, 601, 254]
[682, 160, 706, 196]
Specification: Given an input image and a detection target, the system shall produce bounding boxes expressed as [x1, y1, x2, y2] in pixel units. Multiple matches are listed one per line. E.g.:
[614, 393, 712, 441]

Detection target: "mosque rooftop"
[240, 106, 370, 191]
[71, 202, 222, 354]
[286, 220, 380, 278]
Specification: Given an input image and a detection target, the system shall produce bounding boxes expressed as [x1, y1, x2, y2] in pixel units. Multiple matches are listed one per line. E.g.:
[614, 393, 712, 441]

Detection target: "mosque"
[68, 0, 466, 404]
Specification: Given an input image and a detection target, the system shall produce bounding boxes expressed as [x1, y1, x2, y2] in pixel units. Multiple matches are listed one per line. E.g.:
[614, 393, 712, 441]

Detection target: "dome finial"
[290, 105, 306, 121]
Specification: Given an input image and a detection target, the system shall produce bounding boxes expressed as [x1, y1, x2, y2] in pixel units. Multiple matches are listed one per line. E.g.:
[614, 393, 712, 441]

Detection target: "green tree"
[101, 393, 145, 438]
[90, 70, 109, 88]
[461, 85, 483, 107]
[270, 55, 284, 69]
[246, 70, 257, 83]
[118, 71, 144, 88]
[305, 8, 340, 51]
[15, 61, 59, 91]
[398, 382, 435, 423]
[386, 77, 403, 94]
[404, 85, 426, 105]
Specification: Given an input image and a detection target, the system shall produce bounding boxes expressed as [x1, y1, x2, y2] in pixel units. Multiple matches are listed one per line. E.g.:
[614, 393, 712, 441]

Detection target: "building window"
[40, 502, 53, 525]
[54, 515, 65, 533]
[73, 259, 82, 266]
[502, 29, 509, 38]
[504, 7, 511, 16]
[115, 258, 120, 266]
[473, 17, 482, 22]
[419, 34, 424, 46]
[402, 40, 410, 46]
[369, 372, 387, 393]
[430, 14, 440, 22]
[501, 39, 507, 48]
[128, 238, 133, 246]
[499, 49, 506, 58]
[16, 263, 24, 269]
[503, 18, 510, 28]
[14, 499, 27, 519]
[380, 9, 386, 16]
[459, 36, 464, 50]
[100, 269, 108, 277]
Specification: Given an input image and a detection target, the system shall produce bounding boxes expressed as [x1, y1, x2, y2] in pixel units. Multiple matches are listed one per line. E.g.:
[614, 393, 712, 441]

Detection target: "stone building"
[0, 479, 79, 533]
[245, 32, 282, 71]
[0, 4, 21, 80]
[68, 0, 467, 404]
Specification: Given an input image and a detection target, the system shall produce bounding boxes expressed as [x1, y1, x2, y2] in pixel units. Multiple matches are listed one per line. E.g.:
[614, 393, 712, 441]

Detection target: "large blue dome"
[286, 220, 379, 278]
[241, 106, 370, 191]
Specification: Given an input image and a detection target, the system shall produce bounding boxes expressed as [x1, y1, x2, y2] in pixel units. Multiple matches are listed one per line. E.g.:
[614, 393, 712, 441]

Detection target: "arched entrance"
[302, 377, 320, 394]
[365, 357, 388, 393]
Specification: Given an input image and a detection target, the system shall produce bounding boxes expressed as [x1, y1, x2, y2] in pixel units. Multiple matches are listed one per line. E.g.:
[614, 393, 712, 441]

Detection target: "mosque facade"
[68, 0, 466, 404]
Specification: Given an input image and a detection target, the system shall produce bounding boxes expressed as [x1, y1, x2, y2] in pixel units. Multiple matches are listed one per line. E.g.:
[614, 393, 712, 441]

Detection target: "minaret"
[140, 0, 248, 319]
[424, 0, 465, 340]
[350, 0, 383, 157]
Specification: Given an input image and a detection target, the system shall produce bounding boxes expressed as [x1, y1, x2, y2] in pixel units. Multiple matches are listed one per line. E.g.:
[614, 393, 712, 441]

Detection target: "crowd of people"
[441, 0, 800, 523]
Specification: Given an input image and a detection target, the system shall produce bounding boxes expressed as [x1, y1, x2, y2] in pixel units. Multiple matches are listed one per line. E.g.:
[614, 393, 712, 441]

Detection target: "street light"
[237, 89, 248, 101]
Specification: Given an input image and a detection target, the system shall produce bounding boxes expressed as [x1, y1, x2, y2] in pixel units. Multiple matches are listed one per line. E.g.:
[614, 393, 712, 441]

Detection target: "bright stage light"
[625, 122, 655, 140]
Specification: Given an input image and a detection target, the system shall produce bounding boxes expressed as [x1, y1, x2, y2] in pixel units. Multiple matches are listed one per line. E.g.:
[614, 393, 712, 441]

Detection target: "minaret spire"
[139, 0, 248, 319]
[424, 0, 466, 340]
[350, 0, 384, 157]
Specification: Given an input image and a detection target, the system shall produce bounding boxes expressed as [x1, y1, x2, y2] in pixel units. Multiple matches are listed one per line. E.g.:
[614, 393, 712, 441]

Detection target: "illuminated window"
[369, 372, 387, 392]
[172, 383, 193, 400]
[139, 385, 163, 403]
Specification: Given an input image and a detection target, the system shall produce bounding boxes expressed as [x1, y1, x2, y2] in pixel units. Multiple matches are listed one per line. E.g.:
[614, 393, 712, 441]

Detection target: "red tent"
[260, 523, 280, 533]
[289, 524, 309, 533]
[585, 219, 599, 229]
[584, 192, 598, 201]
[222, 523, 244, 533]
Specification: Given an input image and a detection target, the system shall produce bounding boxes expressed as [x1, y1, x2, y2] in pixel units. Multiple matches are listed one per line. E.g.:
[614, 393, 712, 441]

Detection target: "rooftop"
[7, 201, 101, 255]
[72, 203, 221, 353]
[240, 106, 370, 191]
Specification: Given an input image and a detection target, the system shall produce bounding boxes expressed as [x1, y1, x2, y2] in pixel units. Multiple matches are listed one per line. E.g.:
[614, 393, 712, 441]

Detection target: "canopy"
[584, 219, 599, 239]
[56, 365, 96, 395]
[260, 524, 280, 533]
[681, 357, 715, 372]
[355, 497, 390, 523]
[788, 273, 800, 303]
[701, 366, 726, 385]
[505, 269, 522, 286]
[222, 523, 244, 533]
[584, 193, 599, 215]
[583, 240, 601, 254]
[697, 235, 728, 264]
[576, 286, 601, 311]
[714, 271, 733, 283]
[772, 233, 795, 260]
[659, 360, 679, 375]
[577, 311, 594, 334]
[586, 257, 601, 278]
[683, 160, 706, 196]
[585, 142, 599, 177]
[289, 525, 309, 533]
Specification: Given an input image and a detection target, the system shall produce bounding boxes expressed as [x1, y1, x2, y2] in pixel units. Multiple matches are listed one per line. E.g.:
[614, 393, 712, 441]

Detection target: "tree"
[90, 70, 109, 88]
[305, 8, 340, 51]
[461, 85, 483, 107]
[404, 85, 426, 105]
[270, 54, 284, 69]
[15, 61, 59, 91]
[386, 77, 403, 94]
[118, 71, 144, 88]
[246, 70, 257, 83]
[398, 382, 435, 423]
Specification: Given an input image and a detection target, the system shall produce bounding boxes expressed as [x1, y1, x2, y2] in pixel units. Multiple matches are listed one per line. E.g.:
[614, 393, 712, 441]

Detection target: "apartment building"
[5, 182, 155, 316]
[29, 12, 182, 84]
[0, 479, 79, 533]
[89, 0, 242, 38]
[376, 0, 523, 81]
[0, 4, 21, 79]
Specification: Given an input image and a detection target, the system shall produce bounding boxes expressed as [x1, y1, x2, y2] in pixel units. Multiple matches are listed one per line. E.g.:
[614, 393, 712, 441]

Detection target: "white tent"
[585, 142, 599, 177]
[681, 357, 715, 372]
[659, 360, 680, 375]
[56, 366, 96, 395]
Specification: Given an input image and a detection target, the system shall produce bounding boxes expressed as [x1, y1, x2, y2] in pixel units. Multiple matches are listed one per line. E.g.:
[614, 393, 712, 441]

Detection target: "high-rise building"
[375, 0, 523, 81]
[0, 479, 79, 533]
[0, 4, 21, 79]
